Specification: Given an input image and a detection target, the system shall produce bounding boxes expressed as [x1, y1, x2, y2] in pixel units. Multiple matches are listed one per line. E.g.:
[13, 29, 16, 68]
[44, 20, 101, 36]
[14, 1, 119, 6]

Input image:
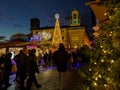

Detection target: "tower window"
[62, 36, 64, 40]
[73, 14, 77, 19]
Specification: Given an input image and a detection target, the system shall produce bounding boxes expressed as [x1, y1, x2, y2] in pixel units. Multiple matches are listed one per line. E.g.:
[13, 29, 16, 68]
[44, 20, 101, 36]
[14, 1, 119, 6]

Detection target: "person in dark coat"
[48, 50, 52, 66]
[78, 45, 90, 65]
[43, 52, 48, 67]
[53, 43, 69, 83]
[3, 52, 12, 89]
[0, 54, 5, 89]
[0, 54, 5, 65]
[14, 49, 28, 90]
[26, 49, 41, 90]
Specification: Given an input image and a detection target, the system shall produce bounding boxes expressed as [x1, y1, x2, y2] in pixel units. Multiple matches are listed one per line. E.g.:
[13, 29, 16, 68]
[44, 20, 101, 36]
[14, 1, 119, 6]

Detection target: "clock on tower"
[73, 19, 78, 24]
[70, 9, 80, 26]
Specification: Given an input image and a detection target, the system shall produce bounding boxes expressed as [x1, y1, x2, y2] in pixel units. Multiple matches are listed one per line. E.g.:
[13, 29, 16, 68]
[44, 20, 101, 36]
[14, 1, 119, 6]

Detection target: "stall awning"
[86, 0, 109, 24]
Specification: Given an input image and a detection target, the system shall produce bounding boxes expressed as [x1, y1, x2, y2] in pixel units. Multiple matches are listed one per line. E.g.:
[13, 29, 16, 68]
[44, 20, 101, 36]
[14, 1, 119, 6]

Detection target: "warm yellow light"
[103, 50, 107, 53]
[111, 60, 114, 63]
[93, 32, 99, 37]
[106, 77, 110, 81]
[109, 33, 112, 36]
[109, 31, 113, 36]
[109, 16, 112, 19]
[104, 84, 107, 87]
[101, 59, 104, 62]
[100, 45, 103, 48]
[108, 68, 111, 71]
[94, 82, 97, 86]
[94, 62, 97, 65]
[114, 7, 117, 10]
[104, 12, 107, 16]
[93, 26, 99, 31]
[98, 74, 101, 78]
[89, 68, 92, 71]
[95, 77, 98, 81]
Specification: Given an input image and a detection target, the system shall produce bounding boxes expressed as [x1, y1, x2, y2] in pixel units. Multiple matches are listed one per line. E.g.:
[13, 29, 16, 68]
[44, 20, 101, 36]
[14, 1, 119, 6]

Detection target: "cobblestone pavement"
[7, 66, 82, 90]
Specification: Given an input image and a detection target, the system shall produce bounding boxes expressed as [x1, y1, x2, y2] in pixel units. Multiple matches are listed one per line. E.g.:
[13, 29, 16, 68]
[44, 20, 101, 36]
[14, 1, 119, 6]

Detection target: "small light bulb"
[104, 84, 107, 87]
[95, 78, 98, 81]
[98, 74, 101, 78]
[108, 68, 111, 71]
[111, 60, 114, 63]
[94, 82, 97, 86]
[101, 59, 104, 62]
[89, 68, 91, 71]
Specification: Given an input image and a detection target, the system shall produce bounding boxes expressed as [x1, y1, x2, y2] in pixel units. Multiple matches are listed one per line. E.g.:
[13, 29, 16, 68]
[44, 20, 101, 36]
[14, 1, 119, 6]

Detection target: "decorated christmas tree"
[52, 13, 62, 48]
[78, 0, 120, 90]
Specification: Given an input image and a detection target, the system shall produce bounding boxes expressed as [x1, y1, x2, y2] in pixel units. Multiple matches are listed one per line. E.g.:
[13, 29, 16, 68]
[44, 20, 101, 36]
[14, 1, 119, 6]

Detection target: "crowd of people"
[0, 43, 90, 90]
[0, 48, 41, 90]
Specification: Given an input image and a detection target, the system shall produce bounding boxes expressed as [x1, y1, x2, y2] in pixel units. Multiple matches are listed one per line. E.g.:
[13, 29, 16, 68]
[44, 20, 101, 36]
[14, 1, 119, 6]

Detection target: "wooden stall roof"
[86, 0, 109, 24]
[0, 39, 30, 48]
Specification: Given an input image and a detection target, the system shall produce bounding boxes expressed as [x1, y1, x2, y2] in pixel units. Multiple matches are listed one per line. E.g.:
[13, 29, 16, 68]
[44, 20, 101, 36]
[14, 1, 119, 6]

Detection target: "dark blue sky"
[0, 0, 94, 41]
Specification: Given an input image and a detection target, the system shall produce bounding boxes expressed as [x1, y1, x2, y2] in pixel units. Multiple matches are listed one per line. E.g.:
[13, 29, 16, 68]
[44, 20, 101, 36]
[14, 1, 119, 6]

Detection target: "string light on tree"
[93, 25, 100, 37]
[78, 0, 120, 89]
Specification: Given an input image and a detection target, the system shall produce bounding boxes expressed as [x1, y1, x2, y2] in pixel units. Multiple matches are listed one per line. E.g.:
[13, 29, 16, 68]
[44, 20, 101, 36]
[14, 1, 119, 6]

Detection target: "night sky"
[0, 0, 95, 41]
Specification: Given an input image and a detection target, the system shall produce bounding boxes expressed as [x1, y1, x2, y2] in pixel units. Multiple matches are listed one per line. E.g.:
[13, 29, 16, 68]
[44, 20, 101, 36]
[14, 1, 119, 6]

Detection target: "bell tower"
[70, 8, 80, 26]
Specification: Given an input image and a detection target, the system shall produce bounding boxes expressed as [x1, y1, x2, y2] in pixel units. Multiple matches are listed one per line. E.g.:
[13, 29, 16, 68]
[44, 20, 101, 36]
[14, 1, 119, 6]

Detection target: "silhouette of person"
[0, 54, 5, 89]
[3, 52, 12, 89]
[14, 49, 28, 90]
[43, 52, 48, 67]
[26, 49, 41, 90]
[48, 50, 53, 66]
[53, 43, 70, 83]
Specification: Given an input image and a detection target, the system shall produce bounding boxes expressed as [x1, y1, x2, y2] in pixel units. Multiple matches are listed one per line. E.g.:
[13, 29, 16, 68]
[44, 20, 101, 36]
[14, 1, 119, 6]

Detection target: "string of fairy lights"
[88, 8, 120, 88]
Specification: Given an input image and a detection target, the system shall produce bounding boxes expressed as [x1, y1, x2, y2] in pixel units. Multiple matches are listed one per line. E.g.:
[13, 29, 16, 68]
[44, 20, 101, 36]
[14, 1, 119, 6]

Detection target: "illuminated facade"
[30, 9, 91, 48]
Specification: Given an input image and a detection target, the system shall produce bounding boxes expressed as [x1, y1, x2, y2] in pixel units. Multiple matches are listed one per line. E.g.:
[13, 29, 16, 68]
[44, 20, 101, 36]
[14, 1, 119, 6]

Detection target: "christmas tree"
[78, 0, 120, 90]
[52, 13, 62, 48]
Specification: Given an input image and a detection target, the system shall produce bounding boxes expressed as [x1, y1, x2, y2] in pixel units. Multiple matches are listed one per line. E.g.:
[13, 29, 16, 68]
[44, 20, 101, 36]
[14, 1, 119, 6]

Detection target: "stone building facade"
[30, 9, 91, 49]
